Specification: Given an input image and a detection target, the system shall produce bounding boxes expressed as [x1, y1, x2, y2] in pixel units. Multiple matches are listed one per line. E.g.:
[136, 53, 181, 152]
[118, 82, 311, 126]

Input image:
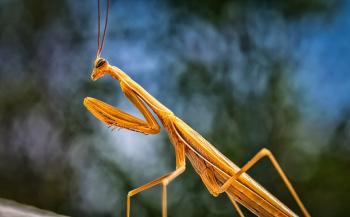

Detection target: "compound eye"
[96, 58, 106, 68]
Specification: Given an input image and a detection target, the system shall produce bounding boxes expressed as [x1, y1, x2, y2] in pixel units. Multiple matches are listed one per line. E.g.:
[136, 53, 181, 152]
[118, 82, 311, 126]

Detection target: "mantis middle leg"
[127, 143, 186, 217]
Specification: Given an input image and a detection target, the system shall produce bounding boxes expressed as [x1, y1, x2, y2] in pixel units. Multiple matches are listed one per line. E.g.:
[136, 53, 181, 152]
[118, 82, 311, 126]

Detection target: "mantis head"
[91, 57, 109, 81]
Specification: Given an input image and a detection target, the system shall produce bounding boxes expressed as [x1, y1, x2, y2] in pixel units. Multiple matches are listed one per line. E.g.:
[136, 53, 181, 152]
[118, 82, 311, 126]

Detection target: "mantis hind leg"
[218, 148, 311, 217]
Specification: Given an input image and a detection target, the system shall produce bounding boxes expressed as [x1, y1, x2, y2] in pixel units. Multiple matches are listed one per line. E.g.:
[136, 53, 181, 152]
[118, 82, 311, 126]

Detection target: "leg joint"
[260, 148, 271, 156]
[162, 180, 168, 186]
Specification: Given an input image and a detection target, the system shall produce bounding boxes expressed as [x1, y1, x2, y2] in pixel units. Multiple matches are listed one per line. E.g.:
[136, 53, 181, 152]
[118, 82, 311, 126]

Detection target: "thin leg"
[162, 183, 167, 217]
[126, 124, 186, 217]
[126, 166, 185, 217]
[161, 166, 185, 217]
[127, 173, 169, 217]
[227, 193, 245, 217]
[218, 148, 311, 217]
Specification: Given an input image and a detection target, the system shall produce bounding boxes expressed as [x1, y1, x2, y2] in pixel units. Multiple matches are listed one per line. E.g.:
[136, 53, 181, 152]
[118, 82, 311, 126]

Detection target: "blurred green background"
[0, 0, 349, 216]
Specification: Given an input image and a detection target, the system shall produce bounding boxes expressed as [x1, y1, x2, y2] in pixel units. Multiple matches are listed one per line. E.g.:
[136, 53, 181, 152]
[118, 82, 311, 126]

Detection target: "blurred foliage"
[169, 0, 336, 23]
[0, 0, 349, 217]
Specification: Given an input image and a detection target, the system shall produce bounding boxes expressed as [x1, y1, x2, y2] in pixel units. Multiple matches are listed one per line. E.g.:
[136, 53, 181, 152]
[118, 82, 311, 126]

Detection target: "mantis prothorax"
[83, 1, 311, 216]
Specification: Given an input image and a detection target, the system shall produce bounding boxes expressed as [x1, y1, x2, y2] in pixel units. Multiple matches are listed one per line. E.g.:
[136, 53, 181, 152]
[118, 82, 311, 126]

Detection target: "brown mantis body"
[84, 59, 310, 217]
[84, 1, 311, 216]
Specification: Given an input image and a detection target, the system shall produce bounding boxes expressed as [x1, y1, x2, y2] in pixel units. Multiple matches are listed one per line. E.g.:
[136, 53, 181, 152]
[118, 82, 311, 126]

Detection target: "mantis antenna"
[96, 0, 110, 58]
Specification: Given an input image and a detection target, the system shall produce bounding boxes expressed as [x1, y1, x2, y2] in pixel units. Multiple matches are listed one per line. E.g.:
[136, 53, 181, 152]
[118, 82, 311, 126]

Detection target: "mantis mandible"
[83, 1, 311, 216]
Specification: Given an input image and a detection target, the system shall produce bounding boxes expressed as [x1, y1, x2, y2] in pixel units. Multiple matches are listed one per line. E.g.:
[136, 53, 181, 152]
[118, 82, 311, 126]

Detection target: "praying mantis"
[83, 1, 311, 216]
